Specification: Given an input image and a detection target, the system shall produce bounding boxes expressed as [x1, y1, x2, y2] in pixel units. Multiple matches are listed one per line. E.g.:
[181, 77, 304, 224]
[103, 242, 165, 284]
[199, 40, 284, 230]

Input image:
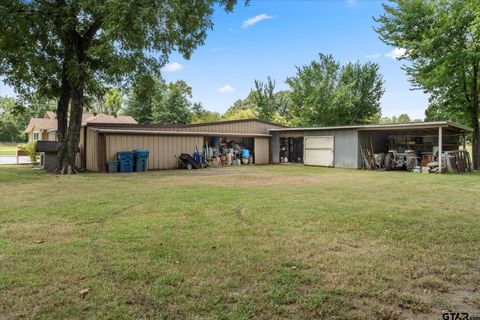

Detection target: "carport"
[269, 121, 472, 172]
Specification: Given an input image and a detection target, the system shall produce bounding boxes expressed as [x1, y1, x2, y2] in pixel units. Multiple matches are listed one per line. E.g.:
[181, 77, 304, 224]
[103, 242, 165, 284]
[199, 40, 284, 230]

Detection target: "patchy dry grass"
[0, 144, 17, 156]
[0, 165, 479, 319]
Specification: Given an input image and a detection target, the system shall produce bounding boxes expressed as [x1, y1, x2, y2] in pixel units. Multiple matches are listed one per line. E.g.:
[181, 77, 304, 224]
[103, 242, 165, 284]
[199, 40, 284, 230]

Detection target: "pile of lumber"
[360, 145, 376, 170]
[444, 150, 473, 173]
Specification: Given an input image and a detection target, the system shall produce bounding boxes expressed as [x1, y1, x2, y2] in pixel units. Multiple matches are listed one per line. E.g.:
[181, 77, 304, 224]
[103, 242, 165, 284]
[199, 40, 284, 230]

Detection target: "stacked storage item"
[133, 150, 149, 172]
[117, 151, 134, 172]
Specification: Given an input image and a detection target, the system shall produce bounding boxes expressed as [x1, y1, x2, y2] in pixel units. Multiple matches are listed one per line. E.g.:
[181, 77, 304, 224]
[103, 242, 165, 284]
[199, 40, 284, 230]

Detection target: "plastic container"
[133, 149, 149, 172]
[117, 151, 134, 172]
[212, 137, 221, 148]
[108, 160, 118, 173]
[242, 149, 250, 158]
[119, 159, 133, 172]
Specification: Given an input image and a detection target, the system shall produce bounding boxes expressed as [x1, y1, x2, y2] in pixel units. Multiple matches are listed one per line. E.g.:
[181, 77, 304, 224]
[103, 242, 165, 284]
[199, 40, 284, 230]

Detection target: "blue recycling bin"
[117, 151, 134, 172]
[133, 149, 149, 172]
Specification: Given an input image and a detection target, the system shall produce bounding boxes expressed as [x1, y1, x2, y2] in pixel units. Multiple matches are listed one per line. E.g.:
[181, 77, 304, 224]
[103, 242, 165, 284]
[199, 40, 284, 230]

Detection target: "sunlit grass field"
[1, 165, 479, 319]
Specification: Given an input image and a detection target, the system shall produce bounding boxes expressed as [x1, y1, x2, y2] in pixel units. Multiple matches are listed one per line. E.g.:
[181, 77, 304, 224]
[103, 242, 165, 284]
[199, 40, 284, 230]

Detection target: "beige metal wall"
[86, 129, 98, 171]
[254, 137, 270, 164]
[96, 120, 283, 135]
[105, 134, 204, 170]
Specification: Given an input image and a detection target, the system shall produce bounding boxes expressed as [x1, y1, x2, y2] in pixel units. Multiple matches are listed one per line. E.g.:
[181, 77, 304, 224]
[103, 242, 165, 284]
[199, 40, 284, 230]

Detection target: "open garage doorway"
[279, 137, 303, 163]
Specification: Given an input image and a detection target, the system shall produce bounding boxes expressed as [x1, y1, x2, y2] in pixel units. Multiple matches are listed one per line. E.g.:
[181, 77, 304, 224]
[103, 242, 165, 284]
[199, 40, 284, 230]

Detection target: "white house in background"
[24, 111, 137, 143]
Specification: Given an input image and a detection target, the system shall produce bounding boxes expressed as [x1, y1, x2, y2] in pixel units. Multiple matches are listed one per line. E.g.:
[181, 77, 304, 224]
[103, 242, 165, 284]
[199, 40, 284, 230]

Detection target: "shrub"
[18, 142, 38, 163]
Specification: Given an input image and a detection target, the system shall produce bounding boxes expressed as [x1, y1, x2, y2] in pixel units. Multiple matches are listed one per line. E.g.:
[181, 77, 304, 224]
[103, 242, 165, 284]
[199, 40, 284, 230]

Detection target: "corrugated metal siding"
[308, 129, 359, 169]
[254, 137, 270, 164]
[86, 129, 98, 171]
[92, 120, 283, 135]
[105, 134, 203, 170]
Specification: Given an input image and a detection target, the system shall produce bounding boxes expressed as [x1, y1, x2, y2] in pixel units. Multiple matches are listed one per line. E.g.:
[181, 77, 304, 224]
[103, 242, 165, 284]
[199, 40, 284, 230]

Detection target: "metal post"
[438, 126, 443, 173]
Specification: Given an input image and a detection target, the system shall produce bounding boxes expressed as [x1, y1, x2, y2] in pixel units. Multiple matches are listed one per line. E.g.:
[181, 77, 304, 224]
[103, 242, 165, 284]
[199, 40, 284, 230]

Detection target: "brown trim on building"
[97, 133, 107, 172]
[83, 126, 87, 169]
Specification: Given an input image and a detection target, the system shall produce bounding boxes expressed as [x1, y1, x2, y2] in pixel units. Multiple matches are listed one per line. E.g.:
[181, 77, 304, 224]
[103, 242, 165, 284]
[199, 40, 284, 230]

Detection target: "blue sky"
[0, 0, 429, 119]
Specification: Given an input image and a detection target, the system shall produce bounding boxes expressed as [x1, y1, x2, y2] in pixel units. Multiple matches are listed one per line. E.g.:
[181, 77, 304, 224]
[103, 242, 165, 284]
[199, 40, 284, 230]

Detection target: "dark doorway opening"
[280, 137, 303, 163]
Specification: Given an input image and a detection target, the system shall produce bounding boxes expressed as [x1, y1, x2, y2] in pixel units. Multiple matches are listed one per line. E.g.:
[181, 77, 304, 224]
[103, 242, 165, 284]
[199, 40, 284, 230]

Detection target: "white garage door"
[304, 136, 334, 166]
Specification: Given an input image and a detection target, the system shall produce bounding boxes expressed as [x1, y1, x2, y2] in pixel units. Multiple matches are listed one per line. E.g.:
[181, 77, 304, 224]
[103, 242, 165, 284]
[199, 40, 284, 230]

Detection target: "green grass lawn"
[0, 165, 479, 319]
[0, 143, 17, 155]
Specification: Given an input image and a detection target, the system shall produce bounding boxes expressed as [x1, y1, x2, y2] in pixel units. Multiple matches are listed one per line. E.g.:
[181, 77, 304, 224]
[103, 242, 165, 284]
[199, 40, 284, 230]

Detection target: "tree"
[378, 113, 423, 124]
[252, 77, 280, 121]
[224, 93, 257, 119]
[125, 75, 162, 124]
[286, 54, 384, 127]
[223, 108, 256, 120]
[1, 0, 240, 173]
[0, 97, 24, 142]
[190, 102, 222, 123]
[375, 0, 480, 169]
[152, 80, 192, 124]
[0, 96, 55, 142]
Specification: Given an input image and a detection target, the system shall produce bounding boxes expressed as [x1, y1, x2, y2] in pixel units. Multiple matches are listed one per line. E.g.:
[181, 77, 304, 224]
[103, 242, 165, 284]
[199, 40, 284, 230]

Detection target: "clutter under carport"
[360, 133, 473, 174]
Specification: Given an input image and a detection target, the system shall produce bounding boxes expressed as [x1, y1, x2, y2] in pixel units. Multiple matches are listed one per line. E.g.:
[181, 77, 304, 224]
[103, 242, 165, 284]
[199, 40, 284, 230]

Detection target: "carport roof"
[268, 121, 472, 133]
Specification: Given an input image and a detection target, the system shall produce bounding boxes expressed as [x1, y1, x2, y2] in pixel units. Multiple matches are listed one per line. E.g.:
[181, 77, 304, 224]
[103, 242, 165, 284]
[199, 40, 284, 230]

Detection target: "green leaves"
[286, 54, 384, 127]
[375, 0, 480, 168]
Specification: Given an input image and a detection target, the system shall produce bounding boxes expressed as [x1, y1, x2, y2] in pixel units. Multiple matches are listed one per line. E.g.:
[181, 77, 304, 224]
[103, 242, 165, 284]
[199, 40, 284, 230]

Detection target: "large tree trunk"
[62, 83, 84, 174]
[61, 30, 88, 174]
[56, 72, 71, 170]
[471, 63, 480, 170]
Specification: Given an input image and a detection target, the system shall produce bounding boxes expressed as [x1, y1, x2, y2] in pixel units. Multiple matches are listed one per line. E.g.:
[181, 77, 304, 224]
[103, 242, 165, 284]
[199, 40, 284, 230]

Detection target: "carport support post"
[438, 126, 443, 173]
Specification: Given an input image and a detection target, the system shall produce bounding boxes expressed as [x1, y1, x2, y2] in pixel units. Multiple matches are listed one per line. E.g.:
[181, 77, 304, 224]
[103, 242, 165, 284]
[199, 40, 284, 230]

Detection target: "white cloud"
[162, 62, 183, 72]
[217, 84, 235, 93]
[347, 0, 357, 6]
[385, 48, 406, 59]
[242, 14, 273, 29]
[366, 53, 381, 59]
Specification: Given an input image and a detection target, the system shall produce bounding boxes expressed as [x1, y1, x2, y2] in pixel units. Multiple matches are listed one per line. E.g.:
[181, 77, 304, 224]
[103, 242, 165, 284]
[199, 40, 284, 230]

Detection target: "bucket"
[242, 158, 249, 164]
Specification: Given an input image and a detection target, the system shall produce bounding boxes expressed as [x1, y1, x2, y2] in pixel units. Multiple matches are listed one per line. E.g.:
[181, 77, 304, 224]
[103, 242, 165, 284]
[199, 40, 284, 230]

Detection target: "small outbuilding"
[36, 141, 59, 171]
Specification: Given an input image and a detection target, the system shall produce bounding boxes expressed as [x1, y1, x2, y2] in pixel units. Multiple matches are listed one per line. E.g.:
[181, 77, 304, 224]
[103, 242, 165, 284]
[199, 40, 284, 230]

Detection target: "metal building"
[270, 122, 472, 171]
[84, 119, 285, 172]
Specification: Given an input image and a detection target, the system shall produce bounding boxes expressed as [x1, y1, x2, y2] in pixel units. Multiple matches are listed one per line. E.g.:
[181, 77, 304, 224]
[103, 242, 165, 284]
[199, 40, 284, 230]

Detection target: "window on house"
[33, 131, 39, 141]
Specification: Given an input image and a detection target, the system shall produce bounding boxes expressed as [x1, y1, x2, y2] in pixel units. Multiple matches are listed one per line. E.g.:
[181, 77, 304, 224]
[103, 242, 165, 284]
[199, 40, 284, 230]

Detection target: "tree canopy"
[375, 0, 480, 168]
[0, 0, 241, 172]
[286, 54, 384, 127]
